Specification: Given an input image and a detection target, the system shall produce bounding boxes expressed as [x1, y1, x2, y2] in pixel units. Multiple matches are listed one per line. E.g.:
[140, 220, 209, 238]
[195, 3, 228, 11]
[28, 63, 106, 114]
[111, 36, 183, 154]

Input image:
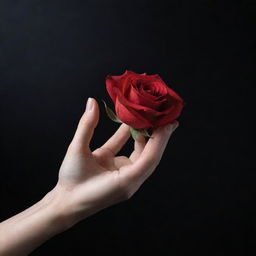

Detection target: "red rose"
[105, 70, 184, 130]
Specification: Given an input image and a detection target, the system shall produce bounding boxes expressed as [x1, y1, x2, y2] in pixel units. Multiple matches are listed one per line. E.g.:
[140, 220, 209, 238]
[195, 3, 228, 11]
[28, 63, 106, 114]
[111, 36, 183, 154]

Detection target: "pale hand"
[53, 97, 179, 228]
[0, 97, 179, 256]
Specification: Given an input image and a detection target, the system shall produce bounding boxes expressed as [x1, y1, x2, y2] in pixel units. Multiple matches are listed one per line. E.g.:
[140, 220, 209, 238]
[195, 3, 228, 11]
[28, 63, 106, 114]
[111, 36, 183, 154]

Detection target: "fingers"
[122, 121, 179, 182]
[69, 98, 99, 154]
[134, 132, 146, 154]
[129, 132, 146, 162]
[100, 123, 131, 155]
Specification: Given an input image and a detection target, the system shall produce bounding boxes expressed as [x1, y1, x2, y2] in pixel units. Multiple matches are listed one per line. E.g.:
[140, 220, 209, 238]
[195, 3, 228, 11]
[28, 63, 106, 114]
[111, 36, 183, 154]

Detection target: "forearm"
[0, 189, 68, 256]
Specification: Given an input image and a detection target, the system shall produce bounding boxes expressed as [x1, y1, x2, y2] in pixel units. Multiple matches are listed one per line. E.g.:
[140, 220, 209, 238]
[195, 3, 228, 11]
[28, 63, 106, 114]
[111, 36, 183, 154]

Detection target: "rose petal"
[138, 76, 168, 99]
[121, 72, 145, 95]
[126, 83, 166, 109]
[106, 76, 121, 103]
[106, 70, 184, 130]
[115, 95, 153, 129]
[117, 91, 171, 123]
[154, 102, 184, 127]
[106, 70, 139, 103]
[154, 75, 184, 102]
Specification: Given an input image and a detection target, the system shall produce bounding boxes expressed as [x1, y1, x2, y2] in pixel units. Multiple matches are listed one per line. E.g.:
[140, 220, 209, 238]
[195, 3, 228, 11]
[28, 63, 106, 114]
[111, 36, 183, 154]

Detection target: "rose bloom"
[106, 70, 184, 130]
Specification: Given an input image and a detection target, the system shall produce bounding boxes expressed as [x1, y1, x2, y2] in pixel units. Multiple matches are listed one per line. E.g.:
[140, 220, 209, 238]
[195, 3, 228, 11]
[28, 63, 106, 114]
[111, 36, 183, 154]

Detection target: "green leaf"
[130, 127, 152, 140]
[102, 100, 122, 123]
[139, 129, 152, 138]
[130, 127, 139, 140]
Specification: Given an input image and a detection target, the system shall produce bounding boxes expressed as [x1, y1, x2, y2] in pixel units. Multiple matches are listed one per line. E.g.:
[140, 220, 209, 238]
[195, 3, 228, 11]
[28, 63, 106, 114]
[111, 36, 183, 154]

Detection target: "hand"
[0, 97, 179, 256]
[51, 98, 179, 228]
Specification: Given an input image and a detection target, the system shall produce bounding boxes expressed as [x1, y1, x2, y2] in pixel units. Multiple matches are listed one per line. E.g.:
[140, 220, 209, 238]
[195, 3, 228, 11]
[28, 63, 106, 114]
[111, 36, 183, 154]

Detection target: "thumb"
[70, 98, 99, 154]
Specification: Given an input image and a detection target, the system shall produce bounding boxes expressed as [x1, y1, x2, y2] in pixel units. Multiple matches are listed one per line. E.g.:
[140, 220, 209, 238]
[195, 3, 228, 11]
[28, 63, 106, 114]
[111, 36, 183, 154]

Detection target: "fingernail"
[86, 97, 93, 112]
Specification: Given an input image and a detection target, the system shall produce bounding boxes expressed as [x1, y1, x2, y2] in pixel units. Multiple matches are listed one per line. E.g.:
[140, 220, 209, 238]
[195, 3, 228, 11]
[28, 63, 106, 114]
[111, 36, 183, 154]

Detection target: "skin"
[0, 98, 179, 256]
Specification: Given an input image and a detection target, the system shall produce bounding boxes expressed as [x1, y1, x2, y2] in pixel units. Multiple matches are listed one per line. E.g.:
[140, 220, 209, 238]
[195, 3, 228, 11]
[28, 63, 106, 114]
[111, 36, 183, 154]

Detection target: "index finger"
[100, 123, 131, 155]
[122, 121, 179, 182]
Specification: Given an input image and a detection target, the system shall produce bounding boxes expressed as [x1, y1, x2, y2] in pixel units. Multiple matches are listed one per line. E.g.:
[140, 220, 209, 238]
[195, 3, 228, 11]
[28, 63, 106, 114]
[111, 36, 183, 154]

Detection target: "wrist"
[43, 184, 91, 231]
[40, 188, 73, 232]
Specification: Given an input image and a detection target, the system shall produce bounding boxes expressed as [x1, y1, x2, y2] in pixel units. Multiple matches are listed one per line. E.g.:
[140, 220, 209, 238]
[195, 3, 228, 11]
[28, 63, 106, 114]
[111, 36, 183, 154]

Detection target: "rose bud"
[103, 70, 184, 139]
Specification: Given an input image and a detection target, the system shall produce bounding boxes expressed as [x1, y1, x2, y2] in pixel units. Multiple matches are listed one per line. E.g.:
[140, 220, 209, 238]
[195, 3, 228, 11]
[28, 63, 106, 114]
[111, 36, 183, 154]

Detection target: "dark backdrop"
[0, 0, 255, 255]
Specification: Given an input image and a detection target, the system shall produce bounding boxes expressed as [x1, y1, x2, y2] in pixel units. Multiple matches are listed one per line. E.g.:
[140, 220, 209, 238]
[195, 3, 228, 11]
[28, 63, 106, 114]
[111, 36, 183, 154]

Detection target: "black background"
[0, 0, 255, 255]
